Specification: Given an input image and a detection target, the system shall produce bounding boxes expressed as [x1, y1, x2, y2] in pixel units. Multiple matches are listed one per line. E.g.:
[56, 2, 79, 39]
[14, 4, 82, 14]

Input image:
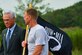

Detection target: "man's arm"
[22, 41, 43, 55]
[32, 45, 43, 55]
[32, 29, 48, 55]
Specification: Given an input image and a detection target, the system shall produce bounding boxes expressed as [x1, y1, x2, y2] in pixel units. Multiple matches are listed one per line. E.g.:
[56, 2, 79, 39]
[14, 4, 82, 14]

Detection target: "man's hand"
[48, 51, 52, 55]
[22, 41, 27, 47]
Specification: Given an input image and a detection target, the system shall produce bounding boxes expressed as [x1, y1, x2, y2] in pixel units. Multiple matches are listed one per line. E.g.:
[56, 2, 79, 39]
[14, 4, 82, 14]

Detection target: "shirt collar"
[8, 23, 16, 31]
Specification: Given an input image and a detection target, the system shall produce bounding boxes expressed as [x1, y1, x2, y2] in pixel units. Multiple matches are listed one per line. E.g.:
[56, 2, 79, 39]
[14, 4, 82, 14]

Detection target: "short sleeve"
[35, 29, 47, 46]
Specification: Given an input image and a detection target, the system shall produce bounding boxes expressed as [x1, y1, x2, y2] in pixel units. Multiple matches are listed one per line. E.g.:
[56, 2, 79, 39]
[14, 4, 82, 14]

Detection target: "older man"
[0, 10, 25, 55]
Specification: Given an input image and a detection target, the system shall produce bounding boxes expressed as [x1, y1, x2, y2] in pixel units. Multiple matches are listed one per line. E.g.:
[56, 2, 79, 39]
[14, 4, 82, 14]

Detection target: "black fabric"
[49, 39, 58, 49]
[37, 16, 72, 55]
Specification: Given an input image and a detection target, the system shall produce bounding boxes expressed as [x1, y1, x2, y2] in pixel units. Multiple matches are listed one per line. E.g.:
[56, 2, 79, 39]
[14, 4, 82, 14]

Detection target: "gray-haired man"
[0, 10, 25, 55]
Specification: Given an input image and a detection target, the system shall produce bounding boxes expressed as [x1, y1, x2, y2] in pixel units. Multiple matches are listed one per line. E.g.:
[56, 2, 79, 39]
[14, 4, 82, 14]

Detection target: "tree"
[0, 8, 5, 34]
[42, 1, 82, 27]
[14, 0, 54, 28]
[15, 0, 53, 16]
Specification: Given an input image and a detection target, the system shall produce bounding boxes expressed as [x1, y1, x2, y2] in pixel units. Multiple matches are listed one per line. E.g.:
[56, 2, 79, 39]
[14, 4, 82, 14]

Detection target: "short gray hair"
[3, 10, 16, 19]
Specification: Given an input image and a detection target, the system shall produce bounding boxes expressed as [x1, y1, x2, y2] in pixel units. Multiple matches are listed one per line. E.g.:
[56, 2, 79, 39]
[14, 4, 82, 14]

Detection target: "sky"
[43, 0, 81, 10]
[0, 0, 81, 12]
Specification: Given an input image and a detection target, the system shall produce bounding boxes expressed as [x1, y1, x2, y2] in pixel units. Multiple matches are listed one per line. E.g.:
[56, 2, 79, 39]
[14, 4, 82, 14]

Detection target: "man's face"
[24, 12, 31, 25]
[3, 14, 15, 28]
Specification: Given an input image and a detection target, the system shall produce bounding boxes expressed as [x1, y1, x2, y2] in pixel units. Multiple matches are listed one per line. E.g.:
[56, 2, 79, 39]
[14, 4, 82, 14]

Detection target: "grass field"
[62, 27, 82, 55]
[72, 49, 82, 55]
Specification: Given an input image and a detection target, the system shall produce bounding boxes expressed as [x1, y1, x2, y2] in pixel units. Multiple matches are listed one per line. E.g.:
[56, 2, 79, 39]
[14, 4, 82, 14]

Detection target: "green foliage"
[0, 8, 5, 34]
[15, 0, 53, 16]
[63, 27, 82, 51]
[15, 0, 43, 15]
[16, 14, 25, 29]
[72, 49, 82, 55]
[42, 1, 82, 27]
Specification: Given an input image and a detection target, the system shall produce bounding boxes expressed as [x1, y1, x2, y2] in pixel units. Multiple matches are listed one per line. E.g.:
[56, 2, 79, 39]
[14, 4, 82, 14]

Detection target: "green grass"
[72, 49, 82, 55]
[63, 27, 82, 50]
[62, 27, 82, 55]
[51, 49, 82, 55]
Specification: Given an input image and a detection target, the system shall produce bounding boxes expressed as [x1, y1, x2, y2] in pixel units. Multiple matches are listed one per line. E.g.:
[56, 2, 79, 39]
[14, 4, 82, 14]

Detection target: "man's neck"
[29, 21, 37, 28]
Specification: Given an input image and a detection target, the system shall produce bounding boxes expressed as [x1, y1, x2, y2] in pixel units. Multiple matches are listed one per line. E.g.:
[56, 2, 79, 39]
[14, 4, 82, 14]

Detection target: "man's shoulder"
[2, 28, 7, 33]
[16, 25, 24, 30]
[36, 24, 45, 30]
[35, 24, 47, 34]
[14, 25, 25, 34]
